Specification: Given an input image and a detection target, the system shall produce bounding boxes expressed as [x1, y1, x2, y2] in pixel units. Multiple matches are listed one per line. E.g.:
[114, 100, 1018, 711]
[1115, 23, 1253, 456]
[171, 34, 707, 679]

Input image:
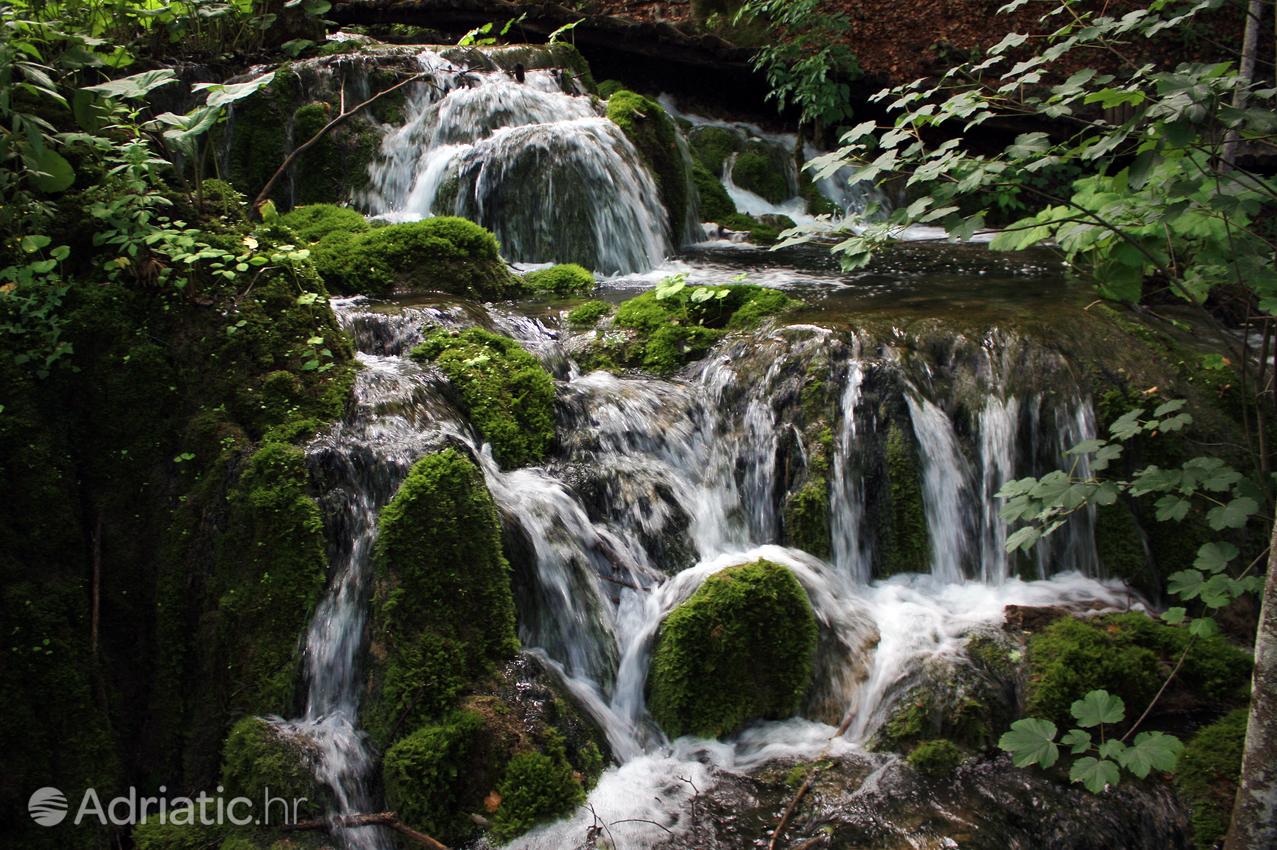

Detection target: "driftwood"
[284, 811, 450, 850]
[766, 777, 812, 850]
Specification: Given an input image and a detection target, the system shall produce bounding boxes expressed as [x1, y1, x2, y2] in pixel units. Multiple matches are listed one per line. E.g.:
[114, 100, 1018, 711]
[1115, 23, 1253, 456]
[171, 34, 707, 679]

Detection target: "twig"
[767, 778, 813, 850]
[252, 70, 430, 214]
[1121, 638, 1194, 742]
[284, 811, 449, 850]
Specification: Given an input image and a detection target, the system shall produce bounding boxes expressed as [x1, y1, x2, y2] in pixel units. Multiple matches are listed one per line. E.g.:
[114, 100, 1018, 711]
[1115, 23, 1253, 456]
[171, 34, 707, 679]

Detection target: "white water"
[361, 51, 670, 274]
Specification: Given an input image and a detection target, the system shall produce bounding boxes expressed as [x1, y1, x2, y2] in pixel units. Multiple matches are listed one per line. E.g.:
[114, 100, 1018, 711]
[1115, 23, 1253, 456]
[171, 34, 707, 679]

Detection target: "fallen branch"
[284, 811, 449, 850]
[767, 777, 812, 850]
[252, 71, 429, 215]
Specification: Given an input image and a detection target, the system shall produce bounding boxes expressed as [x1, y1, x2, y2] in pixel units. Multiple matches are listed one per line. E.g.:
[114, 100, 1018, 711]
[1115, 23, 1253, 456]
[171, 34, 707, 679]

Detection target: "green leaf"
[1118, 731, 1183, 778]
[1161, 607, 1187, 625]
[1189, 617, 1220, 638]
[1061, 728, 1092, 754]
[1167, 568, 1205, 600]
[192, 72, 277, 110]
[1070, 690, 1126, 728]
[1070, 756, 1121, 792]
[999, 718, 1059, 768]
[1207, 497, 1258, 530]
[1097, 739, 1127, 760]
[82, 69, 178, 100]
[1193, 542, 1239, 574]
[28, 148, 75, 193]
[1006, 526, 1041, 553]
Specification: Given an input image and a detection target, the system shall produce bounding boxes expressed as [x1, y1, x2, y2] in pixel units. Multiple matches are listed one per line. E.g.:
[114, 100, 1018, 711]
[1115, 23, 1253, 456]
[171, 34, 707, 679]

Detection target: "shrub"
[410, 329, 555, 469]
[647, 560, 818, 739]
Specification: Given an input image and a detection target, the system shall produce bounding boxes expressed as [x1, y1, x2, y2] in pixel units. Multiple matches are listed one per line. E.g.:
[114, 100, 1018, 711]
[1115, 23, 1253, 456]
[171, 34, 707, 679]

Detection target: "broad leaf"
[1070, 690, 1125, 728]
[1118, 731, 1183, 778]
[82, 69, 177, 100]
[999, 718, 1059, 768]
[1070, 756, 1120, 792]
[1193, 542, 1239, 573]
[1061, 728, 1092, 754]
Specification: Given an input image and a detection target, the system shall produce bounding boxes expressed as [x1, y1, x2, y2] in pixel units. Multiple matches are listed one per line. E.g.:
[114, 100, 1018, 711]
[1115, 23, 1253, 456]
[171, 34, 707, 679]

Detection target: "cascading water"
[361, 51, 670, 274]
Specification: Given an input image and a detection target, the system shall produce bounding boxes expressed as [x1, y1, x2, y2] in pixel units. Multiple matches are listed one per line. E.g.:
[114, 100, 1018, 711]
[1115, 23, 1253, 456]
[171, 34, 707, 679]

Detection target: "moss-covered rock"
[906, 739, 964, 778]
[300, 214, 521, 298]
[606, 90, 687, 237]
[1026, 613, 1252, 730]
[1175, 708, 1248, 850]
[647, 560, 818, 739]
[692, 159, 737, 222]
[783, 477, 832, 559]
[490, 748, 586, 841]
[566, 299, 613, 328]
[879, 423, 930, 577]
[410, 328, 555, 469]
[219, 717, 328, 819]
[522, 263, 594, 296]
[383, 709, 489, 842]
[688, 125, 743, 177]
[364, 449, 519, 747]
[731, 141, 793, 204]
[277, 203, 370, 243]
[721, 212, 795, 246]
[586, 283, 800, 376]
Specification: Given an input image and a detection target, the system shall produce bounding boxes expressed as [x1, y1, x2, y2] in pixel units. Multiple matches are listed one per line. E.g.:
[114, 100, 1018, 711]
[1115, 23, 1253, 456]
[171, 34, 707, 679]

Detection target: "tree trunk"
[1224, 514, 1277, 848]
[1220, 0, 1264, 169]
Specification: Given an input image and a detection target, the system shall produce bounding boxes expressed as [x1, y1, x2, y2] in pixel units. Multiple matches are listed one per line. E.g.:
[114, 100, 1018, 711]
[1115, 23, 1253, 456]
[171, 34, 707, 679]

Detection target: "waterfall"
[831, 360, 871, 582]
[978, 395, 1021, 583]
[362, 52, 670, 274]
[906, 394, 975, 583]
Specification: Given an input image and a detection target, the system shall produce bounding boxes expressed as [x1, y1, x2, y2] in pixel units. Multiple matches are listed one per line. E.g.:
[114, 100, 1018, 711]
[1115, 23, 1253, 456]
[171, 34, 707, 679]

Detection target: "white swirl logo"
[29, 787, 68, 826]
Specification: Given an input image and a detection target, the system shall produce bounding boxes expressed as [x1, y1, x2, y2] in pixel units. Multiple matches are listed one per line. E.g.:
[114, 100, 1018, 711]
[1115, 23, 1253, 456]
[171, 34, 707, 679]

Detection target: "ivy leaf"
[1118, 731, 1183, 778]
[1070, 690, 1126, 728]
[1193, 542, 1239, 573]
[1207, 497, 1258, 530]
[1070, 756, 1121, 792]
[1167, 569, 1205, 600]
[1061, 728, 1092, 754]
[999, 718, 1059, 768]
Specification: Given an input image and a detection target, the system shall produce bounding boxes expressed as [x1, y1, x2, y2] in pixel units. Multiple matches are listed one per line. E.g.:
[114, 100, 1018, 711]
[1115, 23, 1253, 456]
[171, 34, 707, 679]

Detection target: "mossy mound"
[410, 328, 555, 469]
[692, 160, 737, 223]
[879, 423, 931, 577]
[523, 263, 595, 296]
[585, 283, 799, 376]
[1175, 708, 1248, 850]
[286, 211, 520, 298]
[277, 203, 370, 243]
[907, 738, 965, 778]
[782, 477, 832, 559]
[1025, 613, 1252, 730]
[383, 709, 489, 841]
[606, 90, 686, 237]
[566, 299, 613, 329]
[490, 747, 586, 841]
[219, 717, 328, 820]
[364, 449, 519, 747]
[647, 560, 818, 739]
[688, 125, 743, 177]
[721, 212, 795, 246]
[731, 141, 793, 204]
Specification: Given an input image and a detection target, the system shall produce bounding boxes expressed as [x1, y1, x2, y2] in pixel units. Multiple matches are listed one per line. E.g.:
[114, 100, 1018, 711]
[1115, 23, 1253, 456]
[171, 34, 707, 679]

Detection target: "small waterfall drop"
[831, 360, 871, 582]
[362, 52, 670, 274]
[906, 394, 974, 583]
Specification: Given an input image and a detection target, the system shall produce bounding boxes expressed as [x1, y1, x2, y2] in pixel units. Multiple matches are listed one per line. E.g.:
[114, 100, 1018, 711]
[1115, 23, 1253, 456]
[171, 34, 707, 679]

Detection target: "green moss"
[567, 299, 612, 328]
[491, 749, 586, 841]
[1026, 613, 1252, 730]
[365, 449, 519, 746]
[307, 217, 521, 298]
[721, 212, 795, 246]
[597, 79, 625, 99]
[688, 125, 743, 176]
[880, 423, 930, 577]
[732, 142, 792, 204]
[523, 263, 595, 296]
[606, 90, 687, 236]
[1095, 500, 1155, 595]
[383, 709, 488, 842]
[692, 160, 737, 222]
[799, 169, 839, 216]
[907, 739, 964, 777]
[219, 717, 327, 819]
[647, 560, 818, 739]
[1176, 708, 1248, 850]
[783, 477, 831, 559]
[599, 283, 800, 375]
[410, 328, 555, 469]
[277, 203, 370, 242]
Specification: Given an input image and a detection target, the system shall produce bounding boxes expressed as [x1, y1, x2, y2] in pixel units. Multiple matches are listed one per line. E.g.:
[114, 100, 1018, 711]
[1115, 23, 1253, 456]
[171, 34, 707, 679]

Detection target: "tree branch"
[284, 811, 449, 850]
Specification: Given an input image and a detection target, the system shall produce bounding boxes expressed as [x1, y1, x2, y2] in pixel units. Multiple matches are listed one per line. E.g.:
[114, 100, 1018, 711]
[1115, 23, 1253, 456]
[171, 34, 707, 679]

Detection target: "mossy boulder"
[522, 263, 595, 296]
[906, 738, 964, 778]
[731, 141, 793, 204]
[647, 560, 818, 739]
[879, 423, 930, 576]
[219, 717, 328, 820]
[721, 212, 795, 246]
[586, 283, 799, 376]
[383, 709, 489, 842]
[1025, 613, 1252, 730]
[277, 203, 370, 243]
[410, 328, 555, 469]
[490, 748, 586, 841]
[692, 160, 737, 223]
[688, 125, 743, 177]
[606, 90, 687, 237]
[566, 299, 613, 328]
[292, 212, 520, 298]
[1175, 708, 1248, 850]
[364, 449, 519, 748]
[782, 477, 832, 559]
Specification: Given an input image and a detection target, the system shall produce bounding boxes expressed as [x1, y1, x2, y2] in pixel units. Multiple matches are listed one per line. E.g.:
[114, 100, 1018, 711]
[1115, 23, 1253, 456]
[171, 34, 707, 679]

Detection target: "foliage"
[733, 0, 861, 132]
[219, 717, 326, 819]
[382, 710, 488, 841]
[523, 263, 595, 296]
[491, 749, 586, 841]
[1175, 708, 1249, 849]
[410, 328, 556, 469]
[277, 203, 370, 242]
[647, 560, 818, 739]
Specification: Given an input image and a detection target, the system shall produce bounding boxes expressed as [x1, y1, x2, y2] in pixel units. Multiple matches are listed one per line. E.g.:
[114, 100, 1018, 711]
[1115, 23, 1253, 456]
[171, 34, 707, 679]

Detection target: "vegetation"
[523, 263, 595, 296]
[606, 89, 687, 236]
[907, 739, 964, 778]
[647, 560, 818, 739]
[1176, 709, 1249, 850]
[491, 748, 586, 841]
[566, 299, 613, 328]
[410, 328, 556, 469]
